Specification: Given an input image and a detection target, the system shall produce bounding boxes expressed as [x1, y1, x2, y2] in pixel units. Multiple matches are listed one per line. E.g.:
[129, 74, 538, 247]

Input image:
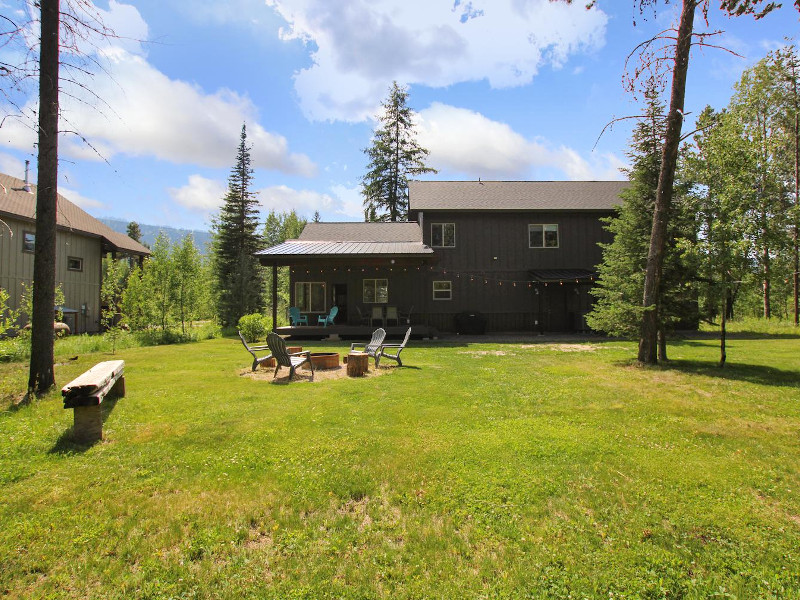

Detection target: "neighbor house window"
[363, 279, 388, 303]
[529, 224, 559, 248]
[433, 280, 452, 301]
[431, 223, 455, 247]
[67, 256, 83, 272]
[22, 231, 35, 253]
[295, 282, 326, 313]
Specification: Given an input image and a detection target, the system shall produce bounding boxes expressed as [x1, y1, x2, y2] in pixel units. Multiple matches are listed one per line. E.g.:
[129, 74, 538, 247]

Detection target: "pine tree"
[362, 82, 436, 222]
[587, 86, 696, 359]
[211, 124, 266, 326]
[126, 221, 143, 244]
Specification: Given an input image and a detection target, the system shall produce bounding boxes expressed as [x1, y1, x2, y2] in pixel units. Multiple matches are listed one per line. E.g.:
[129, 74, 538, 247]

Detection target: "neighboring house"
[0, 172, 150, 333]
[256, 180, 627, 334]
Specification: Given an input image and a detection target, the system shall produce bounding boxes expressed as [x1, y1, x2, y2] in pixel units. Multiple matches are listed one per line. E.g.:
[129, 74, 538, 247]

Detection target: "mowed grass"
[1, 334, 799, 599]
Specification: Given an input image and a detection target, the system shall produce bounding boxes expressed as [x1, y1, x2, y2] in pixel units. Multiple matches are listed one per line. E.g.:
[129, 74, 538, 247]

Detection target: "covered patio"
[256, 222, 439, 340]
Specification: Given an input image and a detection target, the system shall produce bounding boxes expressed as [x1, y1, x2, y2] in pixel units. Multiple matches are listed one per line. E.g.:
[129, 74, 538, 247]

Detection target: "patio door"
[333, 284, 348, 323]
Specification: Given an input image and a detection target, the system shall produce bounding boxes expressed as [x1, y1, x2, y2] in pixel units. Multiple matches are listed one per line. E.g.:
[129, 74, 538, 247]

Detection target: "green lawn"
[1, 334, 799, 599]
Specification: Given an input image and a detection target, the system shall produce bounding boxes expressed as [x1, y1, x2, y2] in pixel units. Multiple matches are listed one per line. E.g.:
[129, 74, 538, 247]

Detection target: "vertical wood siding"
[0, 216, 102, 332]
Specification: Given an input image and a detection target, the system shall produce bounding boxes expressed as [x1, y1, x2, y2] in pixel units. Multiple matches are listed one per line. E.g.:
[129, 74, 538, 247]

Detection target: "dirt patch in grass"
[521, 343, 600, 352]
[458, 350, 514, 357]
[240, 364, 391, 384]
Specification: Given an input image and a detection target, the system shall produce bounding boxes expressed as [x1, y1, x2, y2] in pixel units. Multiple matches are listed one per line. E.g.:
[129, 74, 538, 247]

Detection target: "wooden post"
[272, 263, 278, 332]
[73, 405, 103, 444]
[347, 352, 369, 377]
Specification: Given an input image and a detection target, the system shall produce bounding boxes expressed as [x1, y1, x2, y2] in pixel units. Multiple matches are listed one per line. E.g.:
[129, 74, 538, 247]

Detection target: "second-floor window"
[529, 224, 559, 248]
[295, 282, 326, 313]
[67, 256, 83, 272]
[431, 223, 455, 247]
[363, 279, 388, 303]
[22, 231, 35, 253]
[433, 281, 452, 300]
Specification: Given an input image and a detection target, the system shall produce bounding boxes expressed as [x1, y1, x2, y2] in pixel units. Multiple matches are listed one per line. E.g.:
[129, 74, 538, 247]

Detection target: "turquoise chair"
[289, 307, 308, 326]
[317, 306, 338, 327]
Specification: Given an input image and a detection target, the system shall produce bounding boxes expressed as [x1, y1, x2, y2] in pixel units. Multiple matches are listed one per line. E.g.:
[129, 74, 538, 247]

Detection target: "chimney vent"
[23, 160, 32, 193]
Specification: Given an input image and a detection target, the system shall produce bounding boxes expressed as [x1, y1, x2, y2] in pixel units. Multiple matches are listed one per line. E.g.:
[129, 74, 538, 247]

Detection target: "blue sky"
[0, 0, 798, 231]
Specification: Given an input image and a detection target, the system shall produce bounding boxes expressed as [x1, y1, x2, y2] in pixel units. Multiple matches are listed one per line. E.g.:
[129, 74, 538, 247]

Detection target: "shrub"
[237, 314, 269, 342]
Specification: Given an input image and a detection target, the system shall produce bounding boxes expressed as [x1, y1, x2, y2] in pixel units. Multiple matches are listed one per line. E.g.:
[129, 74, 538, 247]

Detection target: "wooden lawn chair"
[239, 330, 273, 372]
[350, 328, 386, 367]
[370, 306, 384, 327]
[266, 332, 314, 381]
[289, 307, 308, 326]
[378, 327, 412, 367]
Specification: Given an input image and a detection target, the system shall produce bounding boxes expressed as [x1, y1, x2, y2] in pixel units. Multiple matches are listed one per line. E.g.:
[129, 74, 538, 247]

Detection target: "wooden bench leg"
[110, 375, 126, 398]
[73, 405, 103, 444]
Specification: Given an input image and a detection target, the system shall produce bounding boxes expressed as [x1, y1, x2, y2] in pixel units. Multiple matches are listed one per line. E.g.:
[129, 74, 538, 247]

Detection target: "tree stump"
[346, 352, 368, 377]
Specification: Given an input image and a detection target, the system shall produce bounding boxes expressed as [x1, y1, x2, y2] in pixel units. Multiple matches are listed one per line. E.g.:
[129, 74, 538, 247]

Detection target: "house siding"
[411, 210, 614, 332]
[1, 215, 103, 332]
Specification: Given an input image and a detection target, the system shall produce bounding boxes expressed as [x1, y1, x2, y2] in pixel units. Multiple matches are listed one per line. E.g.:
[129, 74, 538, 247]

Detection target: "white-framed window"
[67, 256, 83, 272]
[431, 223, 455, 247]
[295, 282, 326, 313]
[22, 231, 35, 253]
[363, 279, 388, 303]
[433, 280, 452, 301]
[529, 224, 559, 248]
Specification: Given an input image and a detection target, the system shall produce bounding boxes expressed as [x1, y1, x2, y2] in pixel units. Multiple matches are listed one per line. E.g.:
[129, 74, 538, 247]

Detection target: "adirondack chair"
[239, 330, 273, 372]
[355, 305, 370, 325]
[317, 306, 338, 327]
[378, 327, 412, 367]
[266, 332, 314, 381]
[350, 328, 386, 367]
[289, 307, 308, 326]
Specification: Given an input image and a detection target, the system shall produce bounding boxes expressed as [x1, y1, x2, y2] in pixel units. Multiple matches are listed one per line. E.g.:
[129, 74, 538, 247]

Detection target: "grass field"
[1, 332, 799, 599]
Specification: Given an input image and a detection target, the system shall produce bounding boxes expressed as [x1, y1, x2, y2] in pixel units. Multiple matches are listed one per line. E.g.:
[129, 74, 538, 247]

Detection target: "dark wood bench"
[62, 360, 125, 443]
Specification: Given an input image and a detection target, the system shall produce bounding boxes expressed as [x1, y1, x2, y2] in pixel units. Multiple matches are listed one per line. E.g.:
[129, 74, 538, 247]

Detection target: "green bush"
[237, 313, 269, 342]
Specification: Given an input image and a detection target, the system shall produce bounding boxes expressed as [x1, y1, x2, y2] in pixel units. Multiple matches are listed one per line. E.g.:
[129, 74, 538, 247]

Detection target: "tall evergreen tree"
[361, 82, 436, 222]
[211, 125, 265, 326]
[126, 221, 143, 244]
[587, 86, 696, 360]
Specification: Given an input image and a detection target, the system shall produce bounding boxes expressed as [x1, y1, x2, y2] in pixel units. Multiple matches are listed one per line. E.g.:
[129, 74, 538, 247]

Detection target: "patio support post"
[272, 264, 278, 332]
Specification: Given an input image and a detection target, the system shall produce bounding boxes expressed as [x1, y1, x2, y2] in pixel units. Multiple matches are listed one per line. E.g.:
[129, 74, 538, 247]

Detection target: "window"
[363, 279, 388, 303]
[295, 282, 326, 313]
[67, 256, 83, 272]
[431, 223, 455, 247]
[22, 231, 35, 253]
[529, 224, 559, 248]
[433, 280, 452, 301]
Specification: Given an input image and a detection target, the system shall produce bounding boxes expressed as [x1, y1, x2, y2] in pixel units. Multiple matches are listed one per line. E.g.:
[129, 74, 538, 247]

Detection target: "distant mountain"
[100, 218, 214, 254]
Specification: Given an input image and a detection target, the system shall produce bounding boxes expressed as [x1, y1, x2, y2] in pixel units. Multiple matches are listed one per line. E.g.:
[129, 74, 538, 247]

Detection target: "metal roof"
[0, 172, 150, 255]
[258, 221, 433, 258]
[257, 240, 433, 257]
[408, 180, 628, 211]
[298, 221, 424, 242]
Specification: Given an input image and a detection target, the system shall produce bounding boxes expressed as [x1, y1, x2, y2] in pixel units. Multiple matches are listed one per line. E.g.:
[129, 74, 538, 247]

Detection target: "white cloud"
[417, 103, 625, 180]
[168, 175, 227, 213]
[0, 152, 25, 179]
[0, 2, 316, 177]
[329, 184, 363, 219]
[266, 0, 608, 121]
[59, 186, 105, 210]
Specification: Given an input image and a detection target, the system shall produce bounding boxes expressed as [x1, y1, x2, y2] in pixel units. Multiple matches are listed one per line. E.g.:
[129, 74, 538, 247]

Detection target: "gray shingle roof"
[408, 180, 628, 211]
[0, 172, 150, 255]
[258, 222, 433, 258]
[298, 222, 424, 242]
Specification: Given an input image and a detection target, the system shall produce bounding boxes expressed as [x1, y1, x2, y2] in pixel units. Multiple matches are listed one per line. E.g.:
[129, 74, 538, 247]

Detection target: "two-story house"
[0, 172, 150, 333]
[256, 180, 627, 335]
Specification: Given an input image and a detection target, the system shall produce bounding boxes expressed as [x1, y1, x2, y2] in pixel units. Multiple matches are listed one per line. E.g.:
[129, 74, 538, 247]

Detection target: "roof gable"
[408, 180, 629, 211]
[0, 172, 150, 255]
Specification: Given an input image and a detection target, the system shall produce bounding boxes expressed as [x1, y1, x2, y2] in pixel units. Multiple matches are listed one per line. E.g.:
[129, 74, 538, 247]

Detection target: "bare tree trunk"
[657, 325, 668, 363]
[28, 0, 60, 394]
[794, 104, 799, 325]
[762, 240, 771, 318]
[638, 0, 697, 364]
[719, 288, 727, 368]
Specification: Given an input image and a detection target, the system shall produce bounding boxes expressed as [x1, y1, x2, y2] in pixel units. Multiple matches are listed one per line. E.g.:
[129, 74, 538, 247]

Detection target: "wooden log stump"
[346, 352, 368, 377]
